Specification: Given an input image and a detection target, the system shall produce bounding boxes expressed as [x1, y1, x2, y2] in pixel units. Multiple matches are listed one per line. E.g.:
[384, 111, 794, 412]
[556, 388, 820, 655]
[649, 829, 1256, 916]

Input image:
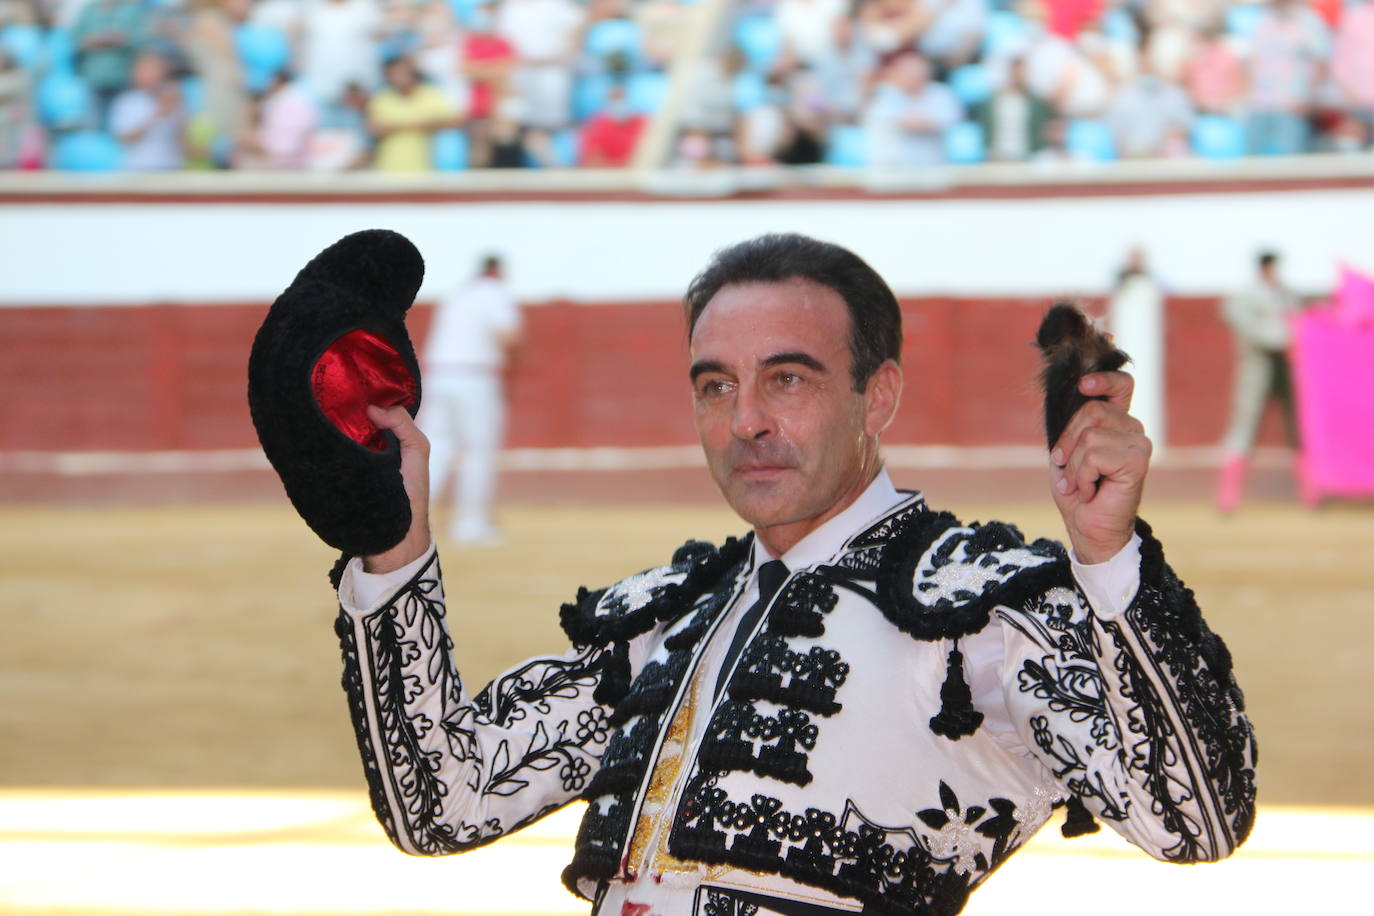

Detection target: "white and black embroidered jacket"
[333, 493, 1256, 916]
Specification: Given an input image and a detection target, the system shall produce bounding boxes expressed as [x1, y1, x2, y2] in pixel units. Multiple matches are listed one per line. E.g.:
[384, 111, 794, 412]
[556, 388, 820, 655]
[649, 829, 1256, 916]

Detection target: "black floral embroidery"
[689, 572, 851, 788]
[1009, 599, 1118, 755]
[669, 775, 1028, 916]
[576, 707, 611, 745]
[335, 605, 399, 845]
[560, 757, 592, 792]
[607, 651, 694, 727]
[765, 574, 840, 638]
[563, 540, 753, 896]
[1123, 520, 1256, 851]
[698, 701, 821, 787]
[700, 888, 759, 916]
[337, 553, 609, 855]
[1000, 521, 1256, 858]
[731, 637, 850, 716]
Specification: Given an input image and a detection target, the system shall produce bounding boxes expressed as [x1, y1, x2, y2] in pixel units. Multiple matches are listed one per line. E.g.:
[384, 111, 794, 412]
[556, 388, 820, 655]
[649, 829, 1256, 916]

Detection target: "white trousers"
[419, 371, 504, 537]
[1222, 345, 1297, 456]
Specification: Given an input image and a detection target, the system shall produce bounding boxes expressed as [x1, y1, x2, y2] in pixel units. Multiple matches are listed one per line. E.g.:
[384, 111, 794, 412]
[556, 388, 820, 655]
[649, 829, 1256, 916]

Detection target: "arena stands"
[0, 0, 1371, 172]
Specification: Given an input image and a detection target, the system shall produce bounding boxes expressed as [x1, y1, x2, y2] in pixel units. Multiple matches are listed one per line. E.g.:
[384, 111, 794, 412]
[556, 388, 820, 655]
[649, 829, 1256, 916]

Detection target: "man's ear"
[863, 359, 903, 438]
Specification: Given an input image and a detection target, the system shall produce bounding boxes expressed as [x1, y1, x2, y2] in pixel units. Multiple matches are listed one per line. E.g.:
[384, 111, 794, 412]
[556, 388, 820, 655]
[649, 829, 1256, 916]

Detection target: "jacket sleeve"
[996, 520, 1257, 863]
[334, 548, 619, 856]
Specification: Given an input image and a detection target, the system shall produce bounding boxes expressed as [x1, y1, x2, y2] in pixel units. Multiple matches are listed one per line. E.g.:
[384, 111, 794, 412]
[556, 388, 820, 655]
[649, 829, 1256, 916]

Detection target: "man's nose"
[730, 386, 773, 440]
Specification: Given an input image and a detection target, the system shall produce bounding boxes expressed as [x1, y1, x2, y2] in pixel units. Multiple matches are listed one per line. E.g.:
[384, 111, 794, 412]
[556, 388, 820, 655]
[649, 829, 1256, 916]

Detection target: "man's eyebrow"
[689, 359, 728, 382]
[762, 351, 827, 373]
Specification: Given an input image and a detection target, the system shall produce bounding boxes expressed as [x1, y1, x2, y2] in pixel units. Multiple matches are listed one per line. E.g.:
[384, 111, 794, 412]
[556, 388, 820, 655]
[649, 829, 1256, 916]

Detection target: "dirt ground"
[2, 495, 1372, 807]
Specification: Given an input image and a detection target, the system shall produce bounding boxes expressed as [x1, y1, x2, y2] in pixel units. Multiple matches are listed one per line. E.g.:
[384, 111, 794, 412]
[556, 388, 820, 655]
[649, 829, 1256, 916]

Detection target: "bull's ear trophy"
[248, 229, 425, 557]
[1035, 302, 1129, 449]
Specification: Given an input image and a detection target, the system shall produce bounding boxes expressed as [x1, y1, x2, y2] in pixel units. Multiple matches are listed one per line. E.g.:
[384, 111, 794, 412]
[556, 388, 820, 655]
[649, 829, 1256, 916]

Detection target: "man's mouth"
[733, 462, 792, 479]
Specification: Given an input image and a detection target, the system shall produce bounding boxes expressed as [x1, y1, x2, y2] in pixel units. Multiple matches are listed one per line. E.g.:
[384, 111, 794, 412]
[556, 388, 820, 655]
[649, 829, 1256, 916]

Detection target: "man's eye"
[776, 372, 801, 387]
[699, 379, 729, 397]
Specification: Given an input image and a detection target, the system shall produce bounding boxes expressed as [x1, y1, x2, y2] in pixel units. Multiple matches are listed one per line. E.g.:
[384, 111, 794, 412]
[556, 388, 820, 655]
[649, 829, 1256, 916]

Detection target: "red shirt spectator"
[1044, 0, 1101, 39]
[1309, 0, 1342, 29]
[463, 30, 516, 119]
[579, 89, 645, 167]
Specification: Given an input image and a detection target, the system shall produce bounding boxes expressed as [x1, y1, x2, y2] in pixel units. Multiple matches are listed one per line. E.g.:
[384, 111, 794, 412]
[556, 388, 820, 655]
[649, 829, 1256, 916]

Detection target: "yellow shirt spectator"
[368, 58, 459, 172]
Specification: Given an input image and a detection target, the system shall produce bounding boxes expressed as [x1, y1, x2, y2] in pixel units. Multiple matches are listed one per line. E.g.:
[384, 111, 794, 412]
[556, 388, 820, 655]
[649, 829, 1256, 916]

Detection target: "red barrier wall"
[0, 297, 1282, 452]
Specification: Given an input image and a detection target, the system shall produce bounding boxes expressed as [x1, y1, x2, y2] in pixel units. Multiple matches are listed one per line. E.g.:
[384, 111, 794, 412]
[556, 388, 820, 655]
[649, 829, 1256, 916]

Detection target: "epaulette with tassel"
[865, 505, 1074, 743]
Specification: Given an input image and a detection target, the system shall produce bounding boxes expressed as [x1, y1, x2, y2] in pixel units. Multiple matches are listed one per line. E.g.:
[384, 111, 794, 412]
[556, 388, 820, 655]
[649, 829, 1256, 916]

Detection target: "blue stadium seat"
[1101, 7, 1138, 44]
[1192, 114, 1246, 160]
[981, 10, 1029, 58]
[36, 71, 92, 128]
[584, 19, 641, 66]
[734, 16, 782, 72]
[825, 124, 866, 167]
[44, 27, 76, 75]
[550, 127, 579, 167]
[943, 121, 985, 164]
[1226, 4, 1265, 39]
[1, 23, 44, 69]
[448, 0, 494, 26]
[50, 130, 122, 171]
[948, 64, 992, 107]
[432, 129, 469, 170]
[626, 71, 666, 114]
[1066, 119, 1116, 161]
[572, 73, 612, 122]
[180, 76, 204, 116]
[234, 23, 291, 93]
[731, 70, 767, 111]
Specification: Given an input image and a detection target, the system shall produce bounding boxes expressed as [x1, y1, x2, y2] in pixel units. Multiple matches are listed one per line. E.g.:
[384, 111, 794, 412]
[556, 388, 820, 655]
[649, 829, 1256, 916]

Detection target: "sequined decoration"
[598, 567, 689, 618]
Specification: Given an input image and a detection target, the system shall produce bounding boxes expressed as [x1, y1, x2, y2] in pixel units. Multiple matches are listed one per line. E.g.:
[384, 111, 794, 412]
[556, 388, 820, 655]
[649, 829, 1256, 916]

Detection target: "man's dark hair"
[1258, 251, 1279, 270]
[683, 233, 903, 391]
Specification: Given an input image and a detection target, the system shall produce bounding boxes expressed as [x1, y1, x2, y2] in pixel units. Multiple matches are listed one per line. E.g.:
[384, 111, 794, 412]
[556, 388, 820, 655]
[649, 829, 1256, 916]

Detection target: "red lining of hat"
[311, 329, 418, 451]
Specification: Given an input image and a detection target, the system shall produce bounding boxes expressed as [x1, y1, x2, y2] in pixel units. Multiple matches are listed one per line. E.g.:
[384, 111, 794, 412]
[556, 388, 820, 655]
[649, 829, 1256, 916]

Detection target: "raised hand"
[1048, 371, 1152, 564]
[362, 404, 433, 573]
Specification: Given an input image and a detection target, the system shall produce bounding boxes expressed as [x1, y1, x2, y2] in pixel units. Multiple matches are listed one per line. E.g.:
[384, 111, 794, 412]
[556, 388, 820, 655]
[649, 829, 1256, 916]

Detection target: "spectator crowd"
[1, 0, 1373, 171]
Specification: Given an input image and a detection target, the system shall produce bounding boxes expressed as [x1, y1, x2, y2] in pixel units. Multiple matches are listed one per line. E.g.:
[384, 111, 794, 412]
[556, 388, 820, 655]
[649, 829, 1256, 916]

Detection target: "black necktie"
[714, 559, 789, 701]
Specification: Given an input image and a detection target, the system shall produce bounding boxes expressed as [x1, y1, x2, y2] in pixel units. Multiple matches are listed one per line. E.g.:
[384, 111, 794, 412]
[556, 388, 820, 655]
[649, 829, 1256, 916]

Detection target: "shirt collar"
[752, 468, 907, 573]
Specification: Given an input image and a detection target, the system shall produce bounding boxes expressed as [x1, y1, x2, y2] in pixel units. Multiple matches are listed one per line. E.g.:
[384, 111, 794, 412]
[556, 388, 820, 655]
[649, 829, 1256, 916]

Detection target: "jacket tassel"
[928, 644, 984, 739]
[1061, 794, 1101, 838]
[593, 639, 632, 707]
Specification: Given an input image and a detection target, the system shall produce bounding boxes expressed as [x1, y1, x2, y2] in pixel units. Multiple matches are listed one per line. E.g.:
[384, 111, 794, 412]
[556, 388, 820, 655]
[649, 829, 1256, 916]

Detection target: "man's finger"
[1078, 370, 1135, 409]
[367, 404, 426, 448]
[1050, 396, 1144, 466]
[1057, 426, 1147, 499]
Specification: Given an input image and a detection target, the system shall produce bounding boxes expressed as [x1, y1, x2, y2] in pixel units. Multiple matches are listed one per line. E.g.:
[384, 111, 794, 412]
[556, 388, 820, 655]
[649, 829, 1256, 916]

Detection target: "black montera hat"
[248, 229, 424, 556]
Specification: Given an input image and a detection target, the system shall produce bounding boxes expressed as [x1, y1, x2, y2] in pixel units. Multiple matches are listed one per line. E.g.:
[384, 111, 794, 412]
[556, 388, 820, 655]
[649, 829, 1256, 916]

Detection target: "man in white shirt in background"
[862, 50, 963, 167]
[298, 0, 384, 108]
[496, 0, 584, 133]
[110, 51, 187, 170]
[419, 253, 522, 543]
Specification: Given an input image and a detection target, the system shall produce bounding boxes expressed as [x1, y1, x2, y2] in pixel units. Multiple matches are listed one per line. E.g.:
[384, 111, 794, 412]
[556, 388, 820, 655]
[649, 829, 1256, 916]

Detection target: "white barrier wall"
[3, 186, 1373, 305]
